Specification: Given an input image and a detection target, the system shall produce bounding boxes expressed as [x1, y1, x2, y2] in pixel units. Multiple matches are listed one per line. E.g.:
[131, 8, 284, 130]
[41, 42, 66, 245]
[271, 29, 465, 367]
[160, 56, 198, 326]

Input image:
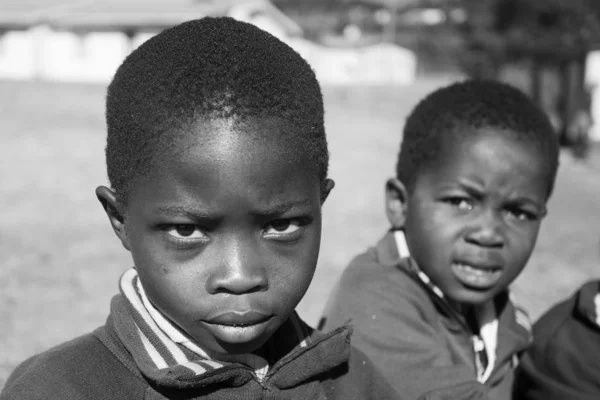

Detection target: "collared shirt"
[393, 230, 498, 383]
[128, 269, 309, 381]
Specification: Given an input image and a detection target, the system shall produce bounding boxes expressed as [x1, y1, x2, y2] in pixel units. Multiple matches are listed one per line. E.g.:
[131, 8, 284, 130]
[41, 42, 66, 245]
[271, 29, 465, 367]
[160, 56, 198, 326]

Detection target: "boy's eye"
[506, 208, 537, 222]
[165, 224, 207, 240]
[444, 197, 473, 211]
[264, 219, 305, 241]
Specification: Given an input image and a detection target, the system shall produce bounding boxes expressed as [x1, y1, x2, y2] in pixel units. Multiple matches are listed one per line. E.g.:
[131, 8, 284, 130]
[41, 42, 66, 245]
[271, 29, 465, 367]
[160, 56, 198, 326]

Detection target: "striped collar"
[116, 268, 311, 382]
[575, 280, 600, 329]
[393, 230, 498, 383]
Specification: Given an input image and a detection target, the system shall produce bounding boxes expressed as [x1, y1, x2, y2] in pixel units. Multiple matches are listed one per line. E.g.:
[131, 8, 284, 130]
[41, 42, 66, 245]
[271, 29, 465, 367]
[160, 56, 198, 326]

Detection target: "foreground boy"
[514, 279, 600, 400]
[320, 80, 560, 400]
[0, 17, 408, 400]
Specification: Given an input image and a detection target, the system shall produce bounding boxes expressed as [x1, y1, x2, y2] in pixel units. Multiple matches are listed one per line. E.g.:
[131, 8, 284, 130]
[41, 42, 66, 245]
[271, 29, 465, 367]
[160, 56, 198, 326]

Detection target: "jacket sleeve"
[320, 259, 479, 400]
[0, 334, 146, 400]
[331, 346, 407, 400]
[417, 381, 489, 400]
[513, 293, 600, 400]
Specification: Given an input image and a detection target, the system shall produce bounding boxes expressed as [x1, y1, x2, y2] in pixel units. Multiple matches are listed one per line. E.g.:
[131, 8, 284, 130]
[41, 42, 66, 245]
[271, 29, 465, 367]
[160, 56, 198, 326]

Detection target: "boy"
[319, 80, 560, 400]
[0, 17, 407, 400]
[514, 279, 600, 399]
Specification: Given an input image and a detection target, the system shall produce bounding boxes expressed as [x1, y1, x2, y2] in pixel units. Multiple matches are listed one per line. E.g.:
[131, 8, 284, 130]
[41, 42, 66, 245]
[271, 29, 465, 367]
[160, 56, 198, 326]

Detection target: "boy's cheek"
[513, 224, 542, 256]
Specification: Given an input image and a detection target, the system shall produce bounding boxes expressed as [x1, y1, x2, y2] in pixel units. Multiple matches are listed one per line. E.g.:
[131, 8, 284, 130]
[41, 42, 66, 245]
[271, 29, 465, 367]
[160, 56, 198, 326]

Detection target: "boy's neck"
[451, 301, 472, 318]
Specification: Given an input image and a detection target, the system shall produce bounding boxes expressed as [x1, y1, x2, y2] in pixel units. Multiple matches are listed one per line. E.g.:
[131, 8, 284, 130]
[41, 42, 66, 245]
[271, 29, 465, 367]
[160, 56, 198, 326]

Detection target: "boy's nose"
[206, 237, 268, 295]
[465, 210, 505, 248]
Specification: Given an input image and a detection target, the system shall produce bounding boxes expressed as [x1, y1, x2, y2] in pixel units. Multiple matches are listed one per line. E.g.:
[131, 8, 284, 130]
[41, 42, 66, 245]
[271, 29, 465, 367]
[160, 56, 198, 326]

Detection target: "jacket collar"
[104, 270, 352, 391]
[372, 230, 531, 378]
[374, 229, 401, 266]
[575, 280, 600, 330]
[374, 231, 473, 327]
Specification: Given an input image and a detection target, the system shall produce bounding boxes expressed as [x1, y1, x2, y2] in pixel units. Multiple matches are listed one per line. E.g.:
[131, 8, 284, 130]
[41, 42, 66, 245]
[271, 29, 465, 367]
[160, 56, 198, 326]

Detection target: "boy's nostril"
[208, 268, 269, 295]
[466, 229, 504, 248]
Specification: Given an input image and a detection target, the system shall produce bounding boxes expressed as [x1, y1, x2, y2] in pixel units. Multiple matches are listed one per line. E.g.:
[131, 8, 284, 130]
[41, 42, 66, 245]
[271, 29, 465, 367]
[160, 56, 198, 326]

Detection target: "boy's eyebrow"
[505, 196, 545, 210]
[154, 205, 211, 218]
[153, 199, 313, 218]
[455, 180, 544, 209]
[453, 180, 484, 196]
[253, 199, 313, 215]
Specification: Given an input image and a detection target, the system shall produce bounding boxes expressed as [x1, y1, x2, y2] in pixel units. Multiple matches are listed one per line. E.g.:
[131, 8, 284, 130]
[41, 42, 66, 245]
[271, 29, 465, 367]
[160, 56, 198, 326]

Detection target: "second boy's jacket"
[514, 280, 600, 400]
[319, 231, 532, 400]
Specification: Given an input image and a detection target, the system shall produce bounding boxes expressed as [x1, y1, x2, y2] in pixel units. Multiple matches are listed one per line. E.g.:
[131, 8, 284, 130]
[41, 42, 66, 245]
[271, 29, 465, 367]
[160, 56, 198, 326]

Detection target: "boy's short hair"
[105, 17, 327, 203]
[397, 80, 559, 196]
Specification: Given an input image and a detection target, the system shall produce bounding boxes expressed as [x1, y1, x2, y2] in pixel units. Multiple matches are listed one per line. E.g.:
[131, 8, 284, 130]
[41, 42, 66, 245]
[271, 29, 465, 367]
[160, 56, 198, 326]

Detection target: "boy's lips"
[203, 311, 273, 344]
[206, 311, 271, 327]
[451, 261, 502, 289]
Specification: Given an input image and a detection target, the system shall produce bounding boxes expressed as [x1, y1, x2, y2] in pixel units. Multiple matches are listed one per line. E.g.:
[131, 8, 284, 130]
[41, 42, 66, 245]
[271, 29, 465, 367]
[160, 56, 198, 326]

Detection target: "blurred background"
[1, 0, 600, 388]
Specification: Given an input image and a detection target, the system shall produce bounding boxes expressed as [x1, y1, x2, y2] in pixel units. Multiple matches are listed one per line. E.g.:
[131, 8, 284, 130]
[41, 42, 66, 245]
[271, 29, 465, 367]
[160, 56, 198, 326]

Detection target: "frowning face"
[106, 117, 332, 354]
[403, 128, 550, 306]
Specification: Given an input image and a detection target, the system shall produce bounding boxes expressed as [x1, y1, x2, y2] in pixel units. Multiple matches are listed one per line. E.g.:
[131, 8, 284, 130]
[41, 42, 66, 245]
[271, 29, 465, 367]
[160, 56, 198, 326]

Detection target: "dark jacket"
[0, 294, 490, 400]
[514, 280, 600, 400]
[1, 300, 402, 400]
[319, 232, 531, 400]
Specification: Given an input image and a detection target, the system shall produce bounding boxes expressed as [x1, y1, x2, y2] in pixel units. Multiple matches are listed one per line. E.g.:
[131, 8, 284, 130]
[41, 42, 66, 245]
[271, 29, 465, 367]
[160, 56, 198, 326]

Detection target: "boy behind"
[0, 17, 405, 400]
[319, 81, 560, 400]
[514, 278, 600, 399]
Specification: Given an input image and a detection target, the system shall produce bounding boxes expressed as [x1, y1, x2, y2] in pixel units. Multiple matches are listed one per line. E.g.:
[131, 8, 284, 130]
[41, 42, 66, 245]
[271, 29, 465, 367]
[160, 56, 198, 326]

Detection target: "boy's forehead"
[438, 125, 543, 159]
[164, 117, 305, 163]
[420, 127, 552, 191]
[125, 118, 322, 212]
[149, 117, 314, 175]
[173, 116, 302, 145]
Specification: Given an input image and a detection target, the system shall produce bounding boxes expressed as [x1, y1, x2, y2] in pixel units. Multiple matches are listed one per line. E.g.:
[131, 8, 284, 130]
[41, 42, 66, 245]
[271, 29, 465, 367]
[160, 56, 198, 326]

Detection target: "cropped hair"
[105, 17, 327, 203]
[397, 80, 559, 196]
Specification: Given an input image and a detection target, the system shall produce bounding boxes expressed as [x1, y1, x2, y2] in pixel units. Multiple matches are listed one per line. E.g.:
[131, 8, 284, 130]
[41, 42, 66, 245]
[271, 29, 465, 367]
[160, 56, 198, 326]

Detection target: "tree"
[459, 0, 600, 66]
[459, 0, 600, 148]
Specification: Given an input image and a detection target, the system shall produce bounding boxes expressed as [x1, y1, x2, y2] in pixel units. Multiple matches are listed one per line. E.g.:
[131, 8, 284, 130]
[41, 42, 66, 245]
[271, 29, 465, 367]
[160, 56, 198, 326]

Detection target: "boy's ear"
[385, 178, 408, 230]
[95, 186, 131, 251]
[320, 179, 335, 204]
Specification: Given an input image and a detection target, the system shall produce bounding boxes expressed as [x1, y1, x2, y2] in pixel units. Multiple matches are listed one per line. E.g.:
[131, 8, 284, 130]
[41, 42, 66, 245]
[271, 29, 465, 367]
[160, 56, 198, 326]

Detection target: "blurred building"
[586, 51, 600, 142]
[0, 0, 416, 85]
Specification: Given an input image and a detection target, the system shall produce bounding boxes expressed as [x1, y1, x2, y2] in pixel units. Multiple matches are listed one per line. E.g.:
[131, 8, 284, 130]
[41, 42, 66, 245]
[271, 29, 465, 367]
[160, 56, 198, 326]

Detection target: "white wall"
[0, 14, 416, 86]
[0, 29, 38, 80]
[586, 50, 600, 141]
[289, 38, 416, 85]
[0, 26, 160, 83]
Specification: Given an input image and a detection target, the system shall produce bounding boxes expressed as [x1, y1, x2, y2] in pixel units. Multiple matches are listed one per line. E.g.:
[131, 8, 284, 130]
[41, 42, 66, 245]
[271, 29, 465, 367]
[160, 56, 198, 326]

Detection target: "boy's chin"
[204, 317, 284, 355]
[213, 337, 269, 355]
[447, 287, 499, 308]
